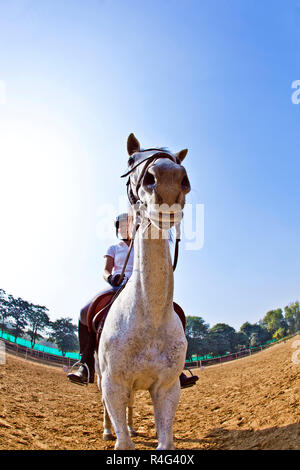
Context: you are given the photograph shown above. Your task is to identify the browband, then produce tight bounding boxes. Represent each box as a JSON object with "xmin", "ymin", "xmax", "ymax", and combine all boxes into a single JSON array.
[{"xmin": 120, "ymin": 150, "xmax": 178, "ymax": 178}]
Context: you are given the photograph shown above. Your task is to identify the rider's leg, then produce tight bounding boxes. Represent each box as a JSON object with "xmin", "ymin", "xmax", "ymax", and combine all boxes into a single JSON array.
[
  {"xmin": 67, "ymin": 304, "xmax": 96, "ymax": 385},
  {"xmin": 78, "ymin": 318, "xmax": 96, "ymax": 380},
  {"xmin": 173, "ymin": 303, "xmax": 199, "ymax": 389}
]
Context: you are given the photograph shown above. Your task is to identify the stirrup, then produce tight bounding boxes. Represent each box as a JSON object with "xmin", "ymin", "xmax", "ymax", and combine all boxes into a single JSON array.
[
  {"xmin": 181, "ymin": 368, "xmax": 199, "ymax": 389},
  {"xmin": 184, "ymin": 367, "xmax": 195, "ymax": 377},
  {"xmin": 68, "ymin": 361, "xmax": 90, "ymax": 386}
]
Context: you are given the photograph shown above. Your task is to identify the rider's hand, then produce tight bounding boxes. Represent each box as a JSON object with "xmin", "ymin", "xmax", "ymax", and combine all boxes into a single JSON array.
[{"xmin": 107, "ymin": 273, "xmax": 122, "ymax": 287}]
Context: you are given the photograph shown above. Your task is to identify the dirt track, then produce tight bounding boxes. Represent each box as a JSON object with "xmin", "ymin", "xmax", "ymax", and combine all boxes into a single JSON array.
[{"xmin": 0, "ymin": 336, "xmax": 300, "ymax": 450}]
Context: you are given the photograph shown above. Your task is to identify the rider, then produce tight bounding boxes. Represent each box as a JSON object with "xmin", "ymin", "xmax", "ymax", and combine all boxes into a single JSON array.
[{"xmin": 67, "ymin": 213, "xmax": 198, "ymax": 388}]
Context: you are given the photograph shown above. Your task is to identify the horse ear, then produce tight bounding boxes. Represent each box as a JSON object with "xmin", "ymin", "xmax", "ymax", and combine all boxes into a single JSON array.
[
  {"xmin": 127, "ymin": 133, "xmax": 141, "ymax": 155},
  {"xmin": 175, "ymin": 149, "xmax": 188, "ymax": 163}
]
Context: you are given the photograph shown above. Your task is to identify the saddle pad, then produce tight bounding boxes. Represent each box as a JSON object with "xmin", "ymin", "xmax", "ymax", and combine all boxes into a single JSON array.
[
  {"xmin": 86, "ymin": 291, "xmax": 115, "ymax": 333},
  {"xmin": 173, "ymin": 302, "xmax": 186, "ymax": 331}
]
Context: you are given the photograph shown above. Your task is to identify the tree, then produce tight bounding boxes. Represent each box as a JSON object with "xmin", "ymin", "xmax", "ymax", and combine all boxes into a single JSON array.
[
  {"xmin": 250, "ymin": 332, "xmax": 260, "ymax": 348},
  {"xmin": 240, "ymin": 322, "xmax": 253, "ymax": 339},
  {"xmin": 240, "ymin": 322, "xmax": 271, "ymax": 346},
  {"xmin": 207, "ymin": 329, "xmax": 231, "ymax": 356},
  {"xmin": 7, "ymin": 295, "xmax": 29, "ymax": 342},
  {"xmin": 235, "ymin": 331, "xmax": 249, "ymax": 349},
  {"xmin": 284, "ymin": 302, "xmax": 300, "ymax": 335},
  {"xmin": 208, "ymin": 323, "xmax": 240, "ymax": 356},
  {"xmin": 0, "ymin": 289, "xmax": 10, "ymax": 333},
  {"xmin": 49, "ymin": 318, "xmax": 78, "ymax": 356},
  {"xmin": 26, "ymin": 304, "xmax": 50, "ymax": 348},
  {"xmin": 185, "ymin": 316, "xmax": 210, "ymax": 359},
  {"xmin": 263, "ymin": 309, "xmax": 286, "ymax": 335},
  {"xmin": 273, "ymin": 327, "xmax": 285, "ymax": 340},
  {"xmin": 186, "ymin": 336, "xmax": 200, "ymax": 362}
]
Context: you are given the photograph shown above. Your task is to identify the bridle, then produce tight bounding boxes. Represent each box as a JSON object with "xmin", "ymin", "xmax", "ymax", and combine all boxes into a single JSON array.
[
  {"xmin": 117, "ymin": 149, "xmax": 182, "ymax": 285},
  {"xmin": 120, "ymin": 149, "xmax": 181, "ymax": 205}
]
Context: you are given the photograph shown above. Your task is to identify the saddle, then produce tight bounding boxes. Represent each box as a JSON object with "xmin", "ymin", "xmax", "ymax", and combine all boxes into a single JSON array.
[{"xmin": 87, "ymin": 290, "xmax": 186, "ymax": 348}]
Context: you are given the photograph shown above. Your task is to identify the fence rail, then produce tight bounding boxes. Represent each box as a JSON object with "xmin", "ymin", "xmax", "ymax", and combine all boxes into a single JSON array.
[
  {"xmin": 1, "ymin": 331, "xmax": 299, "ymax": 371},
  {"xmin": 1, "ymin": 337, "xmax": 78, "ymax": 369},
  {"xmin": 184, "ymin": 332, "xmax": 299, "ymax": 369}
]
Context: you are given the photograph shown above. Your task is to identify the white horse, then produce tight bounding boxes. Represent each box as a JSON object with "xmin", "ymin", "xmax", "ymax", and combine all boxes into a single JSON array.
[{"xmin": 95, "ymin": 133, "xmax": 191, "ymax": 450}]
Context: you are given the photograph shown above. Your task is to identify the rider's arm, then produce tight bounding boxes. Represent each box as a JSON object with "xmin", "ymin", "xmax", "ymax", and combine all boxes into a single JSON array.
[{"xmin": 103, "ymin": 255, "xmax": 114, "ymax": 282}]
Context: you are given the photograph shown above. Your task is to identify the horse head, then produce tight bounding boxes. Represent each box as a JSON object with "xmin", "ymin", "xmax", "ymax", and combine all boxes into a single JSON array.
[{"xmin": 121, "ymin": 133, "xmax": 191, "ymax": 231}]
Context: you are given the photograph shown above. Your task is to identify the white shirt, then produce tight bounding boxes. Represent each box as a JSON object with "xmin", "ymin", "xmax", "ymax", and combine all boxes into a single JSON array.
[{"xmin": 104, "ymin": 241, "xmax": 134, "ymax": 279}]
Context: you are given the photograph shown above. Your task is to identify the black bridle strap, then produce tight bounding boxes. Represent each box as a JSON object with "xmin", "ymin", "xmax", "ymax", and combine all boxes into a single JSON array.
[
  {"xmin": 173, "ymin": 238, "xmax": 180, "ymax": 272},
  {"xmin": 117, "ymin": 223, "xmax": 140, "ymax": 285},
  {"xmin": 122, "ymin": 152, "xmax": 179, "ymax": 206},
  {"xmin": 120, "ymin": 151, "xmax": 177, "ymax": 178},
  {"xmin": 121, "ymin": 151, "xmax": 181, "ymax": 272}
]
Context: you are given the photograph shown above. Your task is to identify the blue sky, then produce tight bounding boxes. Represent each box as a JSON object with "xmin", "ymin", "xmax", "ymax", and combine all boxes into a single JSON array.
[{"xmin": 0, "ymin": 0, "xmax": 299, "ymax": 330}]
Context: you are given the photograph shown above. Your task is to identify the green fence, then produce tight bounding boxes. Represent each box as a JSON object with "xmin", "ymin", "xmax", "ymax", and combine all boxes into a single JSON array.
[
  {"xmin": 187, "ymin": 336, "xmax": 287, "ymax": 363},
  {"xmin": 0, "ymin": 330, "xmax": 80, "ymax": 360},
  {"xmin": 1, "ymin": 328, "xmax": 298, "ymax": 366}
]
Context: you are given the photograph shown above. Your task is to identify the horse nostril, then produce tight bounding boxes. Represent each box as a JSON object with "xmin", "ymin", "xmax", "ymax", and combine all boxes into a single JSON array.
[
  {"xmin": 143, "ymin": 170, "xmax": 156, "ymax": 189},
  {"xmin": 181, "ymin": 175, "xmax": 190, "ymax": 192}
]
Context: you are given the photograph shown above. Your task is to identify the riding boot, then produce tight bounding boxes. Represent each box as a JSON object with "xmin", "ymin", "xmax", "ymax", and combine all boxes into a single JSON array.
[
  {"xmin": 179, "ymin": 372, "xmax": 199, "ymax": 389},
  {"xmin": 67, "ymin": 321, "xmax": 96, "ymax": 385}
]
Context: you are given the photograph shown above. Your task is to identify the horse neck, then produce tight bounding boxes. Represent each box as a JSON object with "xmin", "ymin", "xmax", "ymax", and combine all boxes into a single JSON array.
[{"xmin": 132, "ymin": 221, "xmax": 174, "ymax": 322}]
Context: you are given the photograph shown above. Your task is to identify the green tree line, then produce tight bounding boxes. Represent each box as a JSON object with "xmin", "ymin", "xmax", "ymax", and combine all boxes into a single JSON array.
[
  {"xmin": 0, "ymin": 288, "xmax": 78, "ymax": 356},
  {"xmin": 1, "ymin": 287, "xmax": 299, "ymax": 360},
  {"xmin": 185, "ymin": 302, "xmax": 300, "ymax": 361}
]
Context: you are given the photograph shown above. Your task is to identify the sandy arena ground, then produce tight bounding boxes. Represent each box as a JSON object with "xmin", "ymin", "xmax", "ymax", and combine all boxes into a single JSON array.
[{"xmin": 0, "ymin": 335, "xmax": 299, "ymax": 450}]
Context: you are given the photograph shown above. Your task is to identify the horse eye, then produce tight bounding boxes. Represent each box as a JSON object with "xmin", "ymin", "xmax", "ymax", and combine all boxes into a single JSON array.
[{"xmin": 128, "ymin": 156, "xmax": 135, "ymax": 166}]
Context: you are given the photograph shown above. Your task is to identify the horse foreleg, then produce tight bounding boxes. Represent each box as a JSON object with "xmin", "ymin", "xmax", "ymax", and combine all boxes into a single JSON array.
[
  {"xmin": 127, "ymin": 391, "xmax": 137, "ymax": 437},
  {"xmin": 95, "ymin": 367, "xmax": 115, "ymax": 441},
  {"xmin": 103, "ymin": 404, "xmax": 115, "ymax": 441},
  {"xmin": 102, "ymin": 401, "xmax": 136, "ymax": 441},
  {"xmin": 150, "ymin": 379, "xmax": 181, "ymax": 450},
  {"xmin": 102, "ymin": 377, "xmax": 135, "ymax": 450}
]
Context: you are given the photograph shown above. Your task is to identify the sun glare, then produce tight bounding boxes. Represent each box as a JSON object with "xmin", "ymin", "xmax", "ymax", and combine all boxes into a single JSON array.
[{"xmin": 0, "ymin": 115, "xmax": 84, "ymax": 293}]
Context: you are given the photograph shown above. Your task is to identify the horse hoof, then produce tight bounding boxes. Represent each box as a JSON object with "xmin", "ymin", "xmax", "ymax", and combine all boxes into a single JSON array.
[
  {"xmin": 115, "ymin": 442, "xmax": 135, "ymax": 450},
  {"xmin": 103, "ymin": 432, "xmax": 115, "ymax": 441}
]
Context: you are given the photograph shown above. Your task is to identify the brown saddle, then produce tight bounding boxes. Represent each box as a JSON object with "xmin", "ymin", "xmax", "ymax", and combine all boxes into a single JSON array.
[{"xmin": 87, "ymin": 290, "xmax": 186, "ymax": 348}]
